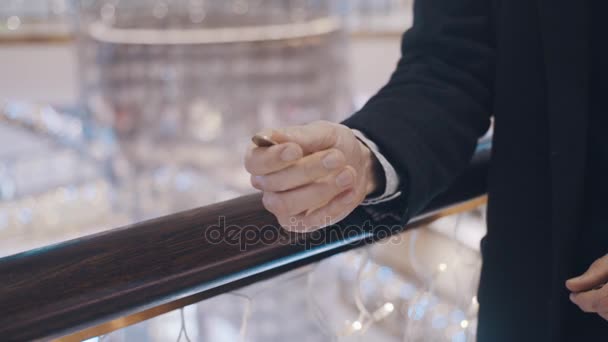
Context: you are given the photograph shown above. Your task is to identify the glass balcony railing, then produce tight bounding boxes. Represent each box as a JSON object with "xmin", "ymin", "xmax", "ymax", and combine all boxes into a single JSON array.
[
  {"xmin": 0, "ymin": 144, "xmax": 489, "ymax": 341},
  {"xmin": 0, "ymin": 1, "xmax": 491, "ymax": 341}
]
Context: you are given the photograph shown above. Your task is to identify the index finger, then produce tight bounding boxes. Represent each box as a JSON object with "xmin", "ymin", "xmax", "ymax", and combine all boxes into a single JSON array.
[
  {"xmin": 570, "ymin": 285, "xmax": 608, "ymax": 313},
  {"xmin": 244, "ymin": 142, "xmax": 303, "ymax": 175},
  {"xmin": 567, "ymin": 254, "xmax": 608, "ymax": 293}
]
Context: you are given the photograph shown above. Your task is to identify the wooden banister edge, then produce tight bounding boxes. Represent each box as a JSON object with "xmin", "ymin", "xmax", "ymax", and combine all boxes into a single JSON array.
[{"xmin": 0, "ymin": 148, "xmax": 490, "ymax": 342}]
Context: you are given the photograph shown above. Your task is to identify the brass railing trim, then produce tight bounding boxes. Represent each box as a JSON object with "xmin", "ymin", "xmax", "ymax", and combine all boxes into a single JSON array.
[
  {"xmin": 0, "ymin": 29, "xmax": 404, "ymax": 45},
  {"xmin": 350, "ymin": 30, "xmax": 406, "ymax": 39},
  {"xmin": 54, "ymin": 195, "xmax": 488, "ymax": 342},
  {"xmin": 0, "ymin": 33, "xmax": 73, "ymax": 44},
  {"xmin": 53, "ymin": 291, "xmax": 210, "ymax": 342}
]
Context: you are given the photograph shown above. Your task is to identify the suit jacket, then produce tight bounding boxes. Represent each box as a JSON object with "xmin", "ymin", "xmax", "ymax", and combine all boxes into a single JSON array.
[{"xmin": 343, "ymin": 0, "xmax": 591, "ymax": 341}]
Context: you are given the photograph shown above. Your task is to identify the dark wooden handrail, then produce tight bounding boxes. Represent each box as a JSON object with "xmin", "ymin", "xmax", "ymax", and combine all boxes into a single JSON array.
[{"xmin": 0, "ymin": 145, "xmax": 490, "ymax": 342}]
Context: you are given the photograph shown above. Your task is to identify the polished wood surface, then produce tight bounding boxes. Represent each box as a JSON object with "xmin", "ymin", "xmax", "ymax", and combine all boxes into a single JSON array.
[
  {"xmin": 0, "ymin": 148, "xmax": 489, "ymax": 342},
  {"xmin": 56, "ymin": 196, "xmax": 487, "ymax": 342}
]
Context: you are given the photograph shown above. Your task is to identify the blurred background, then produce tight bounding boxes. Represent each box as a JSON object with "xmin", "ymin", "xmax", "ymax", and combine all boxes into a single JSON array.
[{"xmin": 0, "ymin": 1, "xmax": 486, "ymax": 341}]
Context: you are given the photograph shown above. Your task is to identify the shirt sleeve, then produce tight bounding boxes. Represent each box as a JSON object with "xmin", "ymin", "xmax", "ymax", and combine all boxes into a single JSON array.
[{"xmin": 351, "ymin": 129, "xmax": 402, "ymax": 205}]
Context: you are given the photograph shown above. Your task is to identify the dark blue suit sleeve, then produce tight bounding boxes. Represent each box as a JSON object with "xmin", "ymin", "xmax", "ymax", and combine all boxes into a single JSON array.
[{"xmin": 343, "ymin": 0, "xmax": 495, "ymax": 218}]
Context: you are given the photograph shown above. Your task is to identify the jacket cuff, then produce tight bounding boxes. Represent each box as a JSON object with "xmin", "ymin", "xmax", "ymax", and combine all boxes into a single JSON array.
[{"xmin": 351, "ymin": 129, "xmax": 403, "ymax": 205}]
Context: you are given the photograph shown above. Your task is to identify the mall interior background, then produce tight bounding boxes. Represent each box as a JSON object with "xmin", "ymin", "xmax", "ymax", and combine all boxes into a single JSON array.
[{"xmin": 0, "ymin": 1, "xmax": 486, "ymax": 341}]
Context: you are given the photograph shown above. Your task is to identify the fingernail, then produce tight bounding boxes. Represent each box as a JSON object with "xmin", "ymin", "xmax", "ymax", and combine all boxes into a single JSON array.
[
  {"xmin": 336, "ymin": 169, "xmax": 354, "ymax": 188},
  {"xmin": 280, "ymin": 145, "xmax": 301, "ymax": 162},
  {"xmin": 340, "ymin": 190, "xmax": 357, "ymax": 204},
  {"xmin": 570, "ymin": 293, "xmax": 576, "ymax": 302},
  {"xmin": 322, "ymin": 152, "xmax": 342, "ymax": 169}
]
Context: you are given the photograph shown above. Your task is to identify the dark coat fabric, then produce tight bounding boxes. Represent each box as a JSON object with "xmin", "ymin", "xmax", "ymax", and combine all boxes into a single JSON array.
[{"xmin": 342, "ymin": 0, "xmax": 596, "ymax": 341}]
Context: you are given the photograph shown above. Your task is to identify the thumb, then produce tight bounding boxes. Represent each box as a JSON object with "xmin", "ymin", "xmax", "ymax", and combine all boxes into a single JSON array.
[
  {"xmin": 273, "ymin": 122, "xmax": 339, "ymax": 155},
  {"xmin": 567, "ymin": 255, "xmax": 608, "ymax": 292}
]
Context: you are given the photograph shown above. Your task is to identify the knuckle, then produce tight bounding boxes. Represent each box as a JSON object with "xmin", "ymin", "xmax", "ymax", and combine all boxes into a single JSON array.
[
  {"xmin": 262, "ymin": 192, "xmax": 284, "ymax": 214},
  {"xmin": 591, "ymin": 300, "xmax": 599, "ymax": 312},
  {"xmin": 580, "ymin": 299, "xmax": 596, "ymax": 313},
  {"xmin": 599, "ymin": 293, "xmax": 608, "ymax": 308},
  {"xmin": 581, "ymin": 305, "xmax": 592, "ymax": 313}
]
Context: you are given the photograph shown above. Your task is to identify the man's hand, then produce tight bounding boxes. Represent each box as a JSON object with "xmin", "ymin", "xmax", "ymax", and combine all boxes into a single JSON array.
[
  {"xmin": 566, "ymin": 254, "xmax": 608, "ymax": 320},
  {"xmin": 244, "ymin": 121, "xmax": 379, "ymax": 232}
]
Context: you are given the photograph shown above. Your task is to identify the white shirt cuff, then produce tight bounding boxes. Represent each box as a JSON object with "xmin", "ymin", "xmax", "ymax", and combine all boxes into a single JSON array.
[{"xmin": 351, "ymin": 129, "xmax": 402, "ymax": 205}]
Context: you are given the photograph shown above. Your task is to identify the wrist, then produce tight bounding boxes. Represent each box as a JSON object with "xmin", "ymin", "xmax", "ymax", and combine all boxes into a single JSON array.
[{"xmin": 359, "ymin": 140, "xmax": 383, "ymax": 197}]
